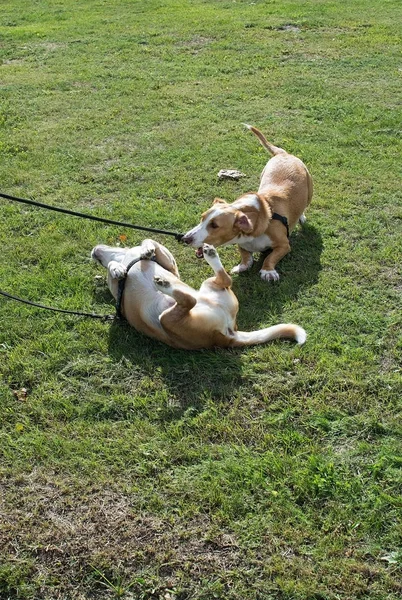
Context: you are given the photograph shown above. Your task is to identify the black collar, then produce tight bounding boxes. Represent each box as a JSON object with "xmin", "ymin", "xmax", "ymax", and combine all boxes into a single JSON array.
[
  {"xmin": 115, "ymin": 256, "xmax": 156, "ymax": 320},
  {"xmin": 272, "ymin": 212, "xmax": 289, "ymax": 238}
]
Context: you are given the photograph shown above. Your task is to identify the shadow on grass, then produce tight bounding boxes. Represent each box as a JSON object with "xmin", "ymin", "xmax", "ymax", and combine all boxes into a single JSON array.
[
  {"xmin": 104, "ymin": 224, "xmax": 322, "ymax": 413},
  {"xmin": 107, "ymin": 320, "xmax": 244, "ymax": 413},
  {"xmin": 234, "ymin": 222, "xmax": 323, "ymax": 326}
]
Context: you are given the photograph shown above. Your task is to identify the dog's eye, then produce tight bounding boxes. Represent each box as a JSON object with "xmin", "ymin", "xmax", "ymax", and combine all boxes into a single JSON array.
[{"xmin": 209, "ymin": 221, "xmax": 219, "ymax": 229}]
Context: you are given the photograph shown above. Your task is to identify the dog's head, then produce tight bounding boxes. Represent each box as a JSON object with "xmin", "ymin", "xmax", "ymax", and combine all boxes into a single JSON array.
[{"xmin": 182, "ymin": 198, "xmax": 254, "ymax": 257}]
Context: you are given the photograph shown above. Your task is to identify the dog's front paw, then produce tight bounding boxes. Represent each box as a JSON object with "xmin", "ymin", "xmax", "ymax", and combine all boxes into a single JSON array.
[
  {"xmin": 140, "ymin": 240, "xmax": 156, "ymax": 260},
  {"xmin": 260, "ymin": 269, "xmax": 280, "ymax": 282},
  {"xmin": 154, "ymin": 275, "xmax": 172, "ymax": 291},
  {"xmin": 231, "ymin": 259, "xmax": 253, "ymax": 274},
  {"xmin": 202, "ymin": 244, "xmax": 217, "ymax": 258},
  {"xmin": 108, "ymin": 262, "xmax": 127, "ymax": 280}
]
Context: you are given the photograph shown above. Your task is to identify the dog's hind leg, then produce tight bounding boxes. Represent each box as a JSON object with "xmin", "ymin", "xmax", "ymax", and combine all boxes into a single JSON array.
[
  {"xmin": 154, "ymin": 277, "xmax": 196, "ymax": 312},
  {"xmin": 155, "ymin": 276, "xmax": 197, "ymax": 338}
]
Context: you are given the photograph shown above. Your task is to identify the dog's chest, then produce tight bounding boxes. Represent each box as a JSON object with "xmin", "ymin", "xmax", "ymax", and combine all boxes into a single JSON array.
[{"xmin": 229, "ymin": 234, "xmax": 272, "ymax": 252}]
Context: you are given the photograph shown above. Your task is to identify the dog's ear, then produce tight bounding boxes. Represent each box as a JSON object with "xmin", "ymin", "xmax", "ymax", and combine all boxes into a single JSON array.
[
  {"xmin": 213, "ymin": 197, "xmax": 227, "ymax": 205},
  {"xmin": 235, "ymin": 211, "xmax": 253, "ymax": 233}
]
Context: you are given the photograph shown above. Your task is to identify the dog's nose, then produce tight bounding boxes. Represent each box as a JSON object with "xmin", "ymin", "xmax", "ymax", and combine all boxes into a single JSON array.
[{"xmin": 182, "ymin": 234, "xmax": 193, "ymax": 245}]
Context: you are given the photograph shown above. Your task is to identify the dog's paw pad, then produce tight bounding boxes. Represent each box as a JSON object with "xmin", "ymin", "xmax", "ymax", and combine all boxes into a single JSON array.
[
  {"xmin": 203, "ymin": 244, "xmax": 217, "ymax": 258},
  {"xmin": 140, "ymin": 248, "xmax": 155, "ymax": 260},
  {"xmin": 154, "ymin": 276, "xmax": 170, "ymax": 288},
  {"xmin": 260, "ymin": 269, "xmax": 280, "ymax": 282},
  {"xmin": 140, "ymin": 241, "xmax": 156, "ymax": 260}
]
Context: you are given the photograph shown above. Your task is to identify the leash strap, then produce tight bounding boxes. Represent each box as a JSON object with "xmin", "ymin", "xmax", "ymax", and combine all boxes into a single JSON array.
[
  {"xmin": 1, "ymin": 255, "xmax": 158, "ymax": 321},
  {"xmin": 0, "ymin": 191, "xmax": 184, "ymax": 241},
  {"xmin": 115, "ymin": 255, "xmax": 157, "ymax": 320},
  {"xmin": 272, "ymin": 212, "xmax": 289, "ymax": 238},
  {"xmin": 0, "ymin": 289, "xmax": 114, "ymax": 320},
  {"xmin": 1, "ymin": 191, "xmax": 179, "ymax": 320}
]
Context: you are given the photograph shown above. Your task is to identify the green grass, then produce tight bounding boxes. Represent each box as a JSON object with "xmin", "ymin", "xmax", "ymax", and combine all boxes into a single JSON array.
[{"xmin": 1, "ymin": 0, "xmax": 401, "ymax": 598}]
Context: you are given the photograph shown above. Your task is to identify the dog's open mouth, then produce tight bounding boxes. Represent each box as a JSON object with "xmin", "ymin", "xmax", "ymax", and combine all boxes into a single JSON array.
[{"xmin": 195, "ymin": 247, "xmax": 204, "ymax": 259}]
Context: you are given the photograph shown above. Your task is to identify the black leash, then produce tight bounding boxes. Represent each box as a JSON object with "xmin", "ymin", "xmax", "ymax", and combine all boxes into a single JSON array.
[
  {"xmin": 0, "ymin": 191, "xmax": 184, "ymax": 241},
  {"xmin": 0, "ymin": 289, "xmax": 115, "ymax": 321},
  {"xmin": 1, "ymin": 190, "xmax": 181, "ymax": 320},
  {"xmin": 1, "ymin": 255, "xmax": 157, "ymax": 321}
]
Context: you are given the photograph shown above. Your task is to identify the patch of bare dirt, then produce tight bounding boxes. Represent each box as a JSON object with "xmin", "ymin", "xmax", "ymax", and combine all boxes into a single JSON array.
[{"xmin": 0, "ymin": 469, "xmax": 242, "ymax": 599}]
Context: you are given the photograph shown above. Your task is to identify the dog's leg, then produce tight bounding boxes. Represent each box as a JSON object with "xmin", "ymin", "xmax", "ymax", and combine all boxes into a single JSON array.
[
  {"xmin": 299, "ymin": 213, "xmax": 307, "ymax": 226},
  {"xmin": 141, "ymin": 239, "xmax": 179, "ymax": 276},
  {"xmin": 260, "ymin": 241, "xmax": 290, "ymax": 282},
  {"xmin": 154, "ymin": 277, "xmax": 196, "ymax": 310},
  {"xmin": 202, "ymin": 244, "xmax": 232, "ymax": 289},
  {"xmin": 139, "ymin": 239, "xmax": 156, "ymax": 260},
  {"xmin": 107, "ymin": 260, "xmax": 127, "ymax": 280},
  {"xmin": 231, "ymin": 247, "xmax": 254, "ymax": 274},
  {"xmin": 200, "ymin": 245, "xmax": 239, "ymax": 328},
  {"xmin": 155, "ymin": 279, "xmax": 198, "ymax": 347}
]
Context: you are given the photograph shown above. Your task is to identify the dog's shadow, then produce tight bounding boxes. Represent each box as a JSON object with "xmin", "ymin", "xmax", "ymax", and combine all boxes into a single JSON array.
[
  {"xmin": 234, "ymin": 222, "xmax": 323, "ymax": 327},
  {"xmin": 107, "ymin": 323, "xmax": 244, "ymax": 416},
  {"xmin": 104, "ymin": 223, "xmax": 322, "ymax": 415}
]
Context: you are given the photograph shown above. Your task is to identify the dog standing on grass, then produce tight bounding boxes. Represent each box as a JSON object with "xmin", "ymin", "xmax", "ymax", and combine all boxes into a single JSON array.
[
  {"xmin": 92, "ymin": 239, "xmax": 306, "ymax": 350},
  {"xmin": 182, "ymin": 125, "xmax": 313, "ymax": 282}
]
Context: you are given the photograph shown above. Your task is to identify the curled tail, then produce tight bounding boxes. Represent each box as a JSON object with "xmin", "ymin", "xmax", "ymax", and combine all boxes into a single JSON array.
[
  {"xmin": 231, "ymin": 323, "xmax": 306, "ymax": 347},
  {"xmin": 242, "ymin": 123, "xmax": 286, "ymax": 156}
]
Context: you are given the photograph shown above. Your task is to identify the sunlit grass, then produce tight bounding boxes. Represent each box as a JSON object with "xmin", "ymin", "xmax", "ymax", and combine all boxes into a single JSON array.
[{"xmin": 0, "ymin": 0, "xmax": 401, "ymax": 598}]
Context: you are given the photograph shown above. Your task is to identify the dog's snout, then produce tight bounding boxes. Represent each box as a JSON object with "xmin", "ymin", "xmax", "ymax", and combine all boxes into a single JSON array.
[
  {"xmin": 91, "ymin": 245, "xmax": 104, "ymax": 261},
  {"xmin": 182, "ymin": 234, "xmax": 194, "ymax": 245}
]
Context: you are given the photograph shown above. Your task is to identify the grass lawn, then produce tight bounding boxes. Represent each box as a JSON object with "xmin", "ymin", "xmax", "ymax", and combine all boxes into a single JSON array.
[{"xmin": 1, "ymin": 0, "xmax": 401, "ymax": 598}]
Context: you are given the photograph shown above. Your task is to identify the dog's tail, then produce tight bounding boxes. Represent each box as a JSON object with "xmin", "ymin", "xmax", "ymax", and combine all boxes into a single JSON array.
[
  {"xmin": 243, "ymin": 123, "xmax": 286, "ymax": 156},
  {"xmin": 230, "ymin": 323, "xmax": 306, "ymax": 347}
]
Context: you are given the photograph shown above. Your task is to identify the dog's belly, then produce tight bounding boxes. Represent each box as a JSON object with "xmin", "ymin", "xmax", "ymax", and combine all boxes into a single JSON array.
[
  {"xmin": 229, "ymin": 234, "xmax": 272, "ymax": 252},
  {"xmin": 124, "ymin": 263, "xmax": 175, "ymax": 325}
]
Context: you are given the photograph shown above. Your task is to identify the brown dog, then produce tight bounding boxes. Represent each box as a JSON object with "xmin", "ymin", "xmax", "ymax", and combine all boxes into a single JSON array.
[
  {"xmin": 92, "ymin": 239, "xmax": 306, "ymax": 350},
  {"xmin": 182, "ymin": 125, "xmax": 313, "ymax": 281}
]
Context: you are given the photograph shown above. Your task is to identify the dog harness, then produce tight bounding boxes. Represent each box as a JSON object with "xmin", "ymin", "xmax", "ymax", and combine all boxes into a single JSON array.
[
  {"xmin": 116, "ymin": 255, "xmax": 157, "ymax": 319},
  {"xmin": 272, "ymin": 213, "xmax": 289, "ymax": 238}
]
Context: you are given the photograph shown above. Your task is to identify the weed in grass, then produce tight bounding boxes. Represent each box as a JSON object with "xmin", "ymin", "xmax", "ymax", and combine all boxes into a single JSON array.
[{"xmin": 90, "ymin": 565, "xmax": 143, "ymax": 599}]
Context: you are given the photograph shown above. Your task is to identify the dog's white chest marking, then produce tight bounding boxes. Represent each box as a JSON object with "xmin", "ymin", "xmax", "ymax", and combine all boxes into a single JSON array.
[{"xmin": 228, "ymin": 234, "xmax": 272, "ymax": 252}]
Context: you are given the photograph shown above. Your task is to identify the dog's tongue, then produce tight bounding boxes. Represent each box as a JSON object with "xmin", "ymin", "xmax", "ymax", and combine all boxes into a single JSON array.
[{"xmin": 195, "ymin": 247, "xmax": 204, "ymax": 259}]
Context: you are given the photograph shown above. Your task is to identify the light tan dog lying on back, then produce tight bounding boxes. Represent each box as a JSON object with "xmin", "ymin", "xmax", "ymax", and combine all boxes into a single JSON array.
[
  {"xmin": 92, "ymin": 239, "xmax": 306, "ymax": 350},
  {"xmin": 182, "ymin": 125, "xmax": 313, "ymax": 282}
]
